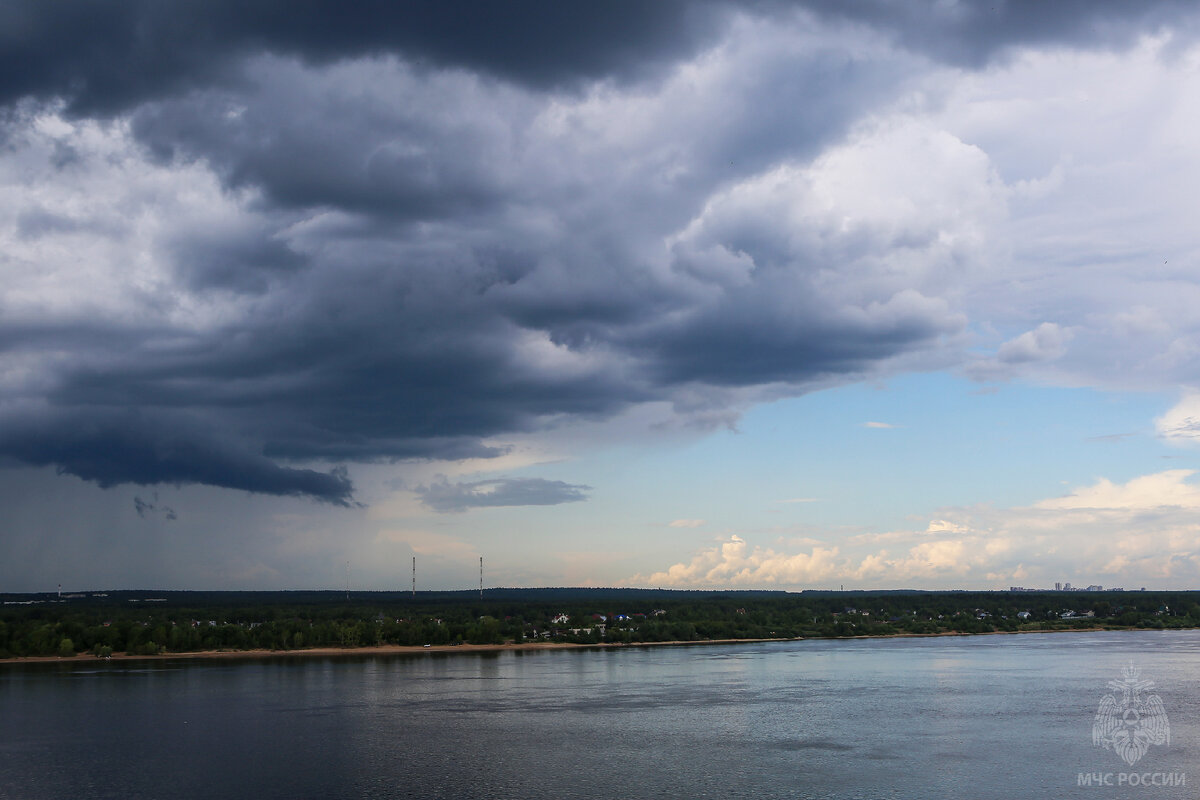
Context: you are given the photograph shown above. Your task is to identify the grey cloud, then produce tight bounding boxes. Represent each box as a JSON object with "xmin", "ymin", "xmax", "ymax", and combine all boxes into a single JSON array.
[
  {"xmin": 637, "ymin": 289, "xmax": 962, "ymax": 387},
  {"xmin": 996, "ymin": 323, "xmax": 1071, "ymax": 364},
  {"xmin": 966, "ymin": 323, "xmax": 1072, "ymax": 382},
  {"xmin": 3, "ymin": 3, "xmax": 1193, "ymax": 503},
  {"xmin": 4, "ymin": 1, "xmax": 1195, "ymax": 113},
  {"xmin": 799, "ymin": 0, "xmax": 1200, "ymax": 66},
  {"xmin": 0, "ymin": 1, "xmax": 730, "ymax": 115},
  {"xmin": 134, "ymin": 494, "xmax": 177, "ymax": 521},
  {"xmin": 16, "ymin": 207, "xmax": 84, "ymax": 240},
  {"xmin": 3, "ymin": 1, "xmax": 1194, "ymax": 120},
  {"xmin": 168, "ymin": 221, "xmax": 308, "ymax": 293},
  {"xmin": 132, "ymin": 21, "xmax": 919, "ymax": 227},
  {"xmin": 128, "ymin": 61, "xmax": 529, "ymax": 219},
  {"xmin": 14, "ymin": 204, "xmax": 127, "ymax": 243},
  {"xmin": 8, "ymin": 264, "xmax": 625, "ymax": 479},
  {"xmin": 418, "ymin": 477, "xmax": 591, "ymax": 513},
  {"xmin": 133, "ymin": 495, "xmax": 152, "ymax": 517},
  {"xmin": 0, "ymin": 14, "xmax": 962, "ymax": 501},
  {"xmin": 0, "ymin": 406, "xmax": 354, "ymax": 505}
]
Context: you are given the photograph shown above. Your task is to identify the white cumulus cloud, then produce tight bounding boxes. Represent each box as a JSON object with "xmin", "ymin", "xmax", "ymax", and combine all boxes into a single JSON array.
[
  {"xmin": 635, "ymin": 470, "xmax": 1200, "ymax": 589},
  {"xmin": 996, "ymin": 322, "xmax": 1072, "ymax": 364},
  {"xmin": 1035, "ymin": 469, "xmax": 1200, "ymax": 510},
  {"xmin": 1156, "ymin": 392, "xmax": 1200, "ymax": 444}
]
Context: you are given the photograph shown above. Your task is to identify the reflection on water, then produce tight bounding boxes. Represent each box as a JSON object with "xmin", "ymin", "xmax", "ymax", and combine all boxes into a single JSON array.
[{"xmin": 2, "ymin": 631, "xmax": 1198, "ymax": 799}]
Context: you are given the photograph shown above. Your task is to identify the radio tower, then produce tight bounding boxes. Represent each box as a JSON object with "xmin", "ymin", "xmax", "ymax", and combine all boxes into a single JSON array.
[
  {"xmin": 479, "ymin": 556, "xmax": 483, "ymax": 600},
  {"xmin": 412, "ymin": 556, "xmax": 416, "ymax": 598}
]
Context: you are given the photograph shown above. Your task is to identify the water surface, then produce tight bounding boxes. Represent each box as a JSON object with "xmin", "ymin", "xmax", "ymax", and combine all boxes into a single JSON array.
[{"xmin": 3, "ymin": 631, "xmax": 1197, "ymax": 799}]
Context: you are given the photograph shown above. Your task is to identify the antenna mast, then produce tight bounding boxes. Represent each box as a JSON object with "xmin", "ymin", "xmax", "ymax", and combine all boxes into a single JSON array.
[
  {"xmin": 479, "ymin": 556, "xmax": 483, "ymax": 600},
  {"xmin": 412, "ymin": 556, "xmax": 416, "ymax": 598},
  {"xmin": 345, "ymin": 560, "xmax": 350, "ymax": 601}
]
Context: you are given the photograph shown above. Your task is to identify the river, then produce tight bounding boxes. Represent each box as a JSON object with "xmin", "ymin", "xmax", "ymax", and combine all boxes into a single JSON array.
[{"xmin": 3, "ymin": 630, "xmax": 1198, "ymax": 799}]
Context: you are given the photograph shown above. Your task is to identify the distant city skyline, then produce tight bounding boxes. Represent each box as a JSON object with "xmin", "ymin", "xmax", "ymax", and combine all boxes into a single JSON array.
[{"xmin": 4, "ymin": 2, "xmax": 1200, "ymax": 592}]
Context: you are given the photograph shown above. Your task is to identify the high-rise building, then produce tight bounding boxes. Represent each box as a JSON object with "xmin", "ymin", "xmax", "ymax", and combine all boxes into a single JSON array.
[{"xmin": 1055, "ymin": 582, "xmax": 1062, "ymax": 591}]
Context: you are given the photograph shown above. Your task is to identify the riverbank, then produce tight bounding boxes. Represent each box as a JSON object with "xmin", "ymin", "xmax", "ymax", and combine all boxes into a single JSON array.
[
  {"xmin": 0, "ymin": 625, "xmax": 1149, "ymax": 665},
  {"xmin": 0, "ymin": 637, "xmax": 788, "ymax": 664}
]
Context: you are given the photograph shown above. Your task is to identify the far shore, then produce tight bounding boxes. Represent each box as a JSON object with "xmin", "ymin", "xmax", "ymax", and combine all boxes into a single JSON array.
[{"xmin": 0, "ymin": 625, "xmax": 1166, "ymax": 666}]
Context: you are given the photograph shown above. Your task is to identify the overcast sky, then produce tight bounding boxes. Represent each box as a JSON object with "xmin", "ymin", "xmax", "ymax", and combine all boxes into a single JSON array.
[{"xmin": 5, "ymin": 1, "xmax": 1200, "ymax": 592}]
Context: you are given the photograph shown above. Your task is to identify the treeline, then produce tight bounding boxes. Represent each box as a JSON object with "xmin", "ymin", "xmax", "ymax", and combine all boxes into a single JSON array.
[{"xmin": 2, "ymin": 589, "xmax": 1199, "ymax": 659}]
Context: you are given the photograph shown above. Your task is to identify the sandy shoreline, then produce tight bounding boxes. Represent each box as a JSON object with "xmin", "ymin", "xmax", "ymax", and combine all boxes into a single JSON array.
[
  {"xmin": 0, "ymin": 637, "xmax": 785, "ymax": 665},
  {"xmin": 0, "ymin": 626, "xmax": 1134, "ymax": 665}
]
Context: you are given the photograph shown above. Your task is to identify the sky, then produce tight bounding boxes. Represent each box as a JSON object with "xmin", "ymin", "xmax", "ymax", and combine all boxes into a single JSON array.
[{"xmin": 4, "ymin": 1, "xmax": 1200, "ymax": 592}]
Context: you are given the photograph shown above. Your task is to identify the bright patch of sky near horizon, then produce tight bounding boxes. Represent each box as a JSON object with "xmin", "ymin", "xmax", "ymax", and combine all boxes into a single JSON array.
[
  {"xmin": 371, "ymin": 376, "xmax": 1185, "ymax": 591},
  {"xmin": 5, "ymin": 2, "xmax": 1200, "ymax": 592}
]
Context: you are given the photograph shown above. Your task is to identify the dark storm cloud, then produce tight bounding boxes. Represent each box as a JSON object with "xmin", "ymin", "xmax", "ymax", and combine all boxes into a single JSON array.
[
  {"xmin": 168, "ymin": 223, "xmax": 308, "ymax": 293},
  {"xmin": 127, "ymin": 64, "xmax": 526, "ymax": 218},
  {"xmin": 1, "ymin": 0, "xmax": 1196, "ymax": 118},
  {"xmin": 125, "ymin": 28, "xmax": 911, "ymax": 235},
  {"xmin": 0, "ymin": 406, "xmax": 354, "ymax": 504},
  {"xmin": 417, "ymin": 477, "xmax": 591, "ymax": 513},
  {"xmin": 800, "ymin": 0, "xmax": 1200, "ymax": 67},
  {"xmin": 1, "ymin": 267, "xmax": 632, "ymax": 499},
  {"xmin": 0, "ymin": 0, "xmax": 729, "ymax": 115},
  {"xmin": 3, "ymin": 1, "xmax": 1198, "ymax": 504},
  {"xmin": 639, "ymin": 295, "xmax": 959, "ymax": 387}
]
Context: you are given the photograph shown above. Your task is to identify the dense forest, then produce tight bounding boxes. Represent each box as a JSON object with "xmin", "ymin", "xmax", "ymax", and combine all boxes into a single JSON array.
[{"xmin": 2, "ymin": 588, "xmax": 1198, "ymax": 659}]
